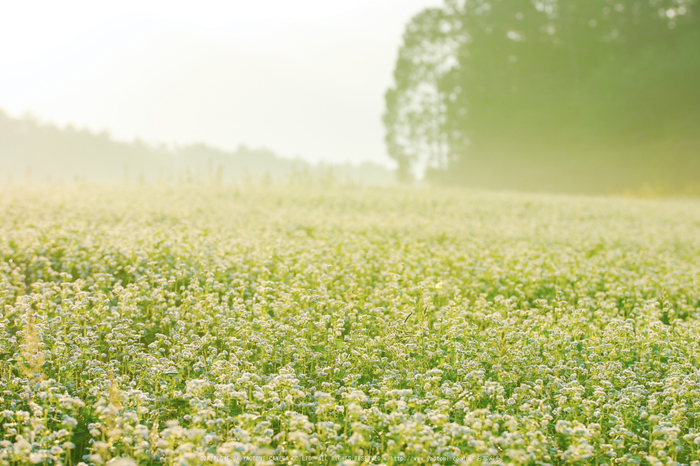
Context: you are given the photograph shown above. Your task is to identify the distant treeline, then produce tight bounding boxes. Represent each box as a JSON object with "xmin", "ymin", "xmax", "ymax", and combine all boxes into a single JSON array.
[
  {"xmin": 385, "ymin": 0, "xmax": 700, "ymax": 194},
  {"xmin": 0, "ymin": 109, "xmax": 395, "ymax": 185}
]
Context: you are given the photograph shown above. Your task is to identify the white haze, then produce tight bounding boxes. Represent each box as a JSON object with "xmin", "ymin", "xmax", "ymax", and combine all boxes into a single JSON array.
[{"xmin": 0, "ymin": 0, "xmax": 442, "ymax": 167}]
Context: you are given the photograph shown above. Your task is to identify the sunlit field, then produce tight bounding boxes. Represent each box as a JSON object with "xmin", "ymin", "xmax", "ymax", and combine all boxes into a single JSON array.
[{"xmin": 2, "ymin": 184, "xmax": 700, "ymax": 466}]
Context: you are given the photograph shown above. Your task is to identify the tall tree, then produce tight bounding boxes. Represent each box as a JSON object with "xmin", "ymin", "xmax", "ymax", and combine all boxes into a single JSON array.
[{"xmin": 385, "ymin": 0, "xmax": 700, "ymax": 193}]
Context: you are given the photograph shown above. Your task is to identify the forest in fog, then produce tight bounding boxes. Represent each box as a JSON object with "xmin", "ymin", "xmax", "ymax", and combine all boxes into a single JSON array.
[
  {"xmin": 0, "ymin": 110, "xmax": 395, "ymax": 185},
  {"xmin": 385, "ymin": 0, "xmax": 700, "ymax": 194}
]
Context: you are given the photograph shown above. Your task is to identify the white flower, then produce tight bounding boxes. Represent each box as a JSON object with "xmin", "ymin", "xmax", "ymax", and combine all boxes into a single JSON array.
[{"xmin": 106, "ymin": 457, "xmax": 137, "ymax": 466}]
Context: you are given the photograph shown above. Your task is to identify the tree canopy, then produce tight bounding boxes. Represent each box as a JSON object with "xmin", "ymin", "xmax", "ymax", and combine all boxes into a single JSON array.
[{"xmin": 385, "ymin": 0, "xmax": 700, "ymax": 193}]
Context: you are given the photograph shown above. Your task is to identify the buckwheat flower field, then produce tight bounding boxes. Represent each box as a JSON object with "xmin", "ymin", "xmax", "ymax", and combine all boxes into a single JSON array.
[{"xmin": 1, "ymin": 184, "xmax": 700, "ymax": 466}]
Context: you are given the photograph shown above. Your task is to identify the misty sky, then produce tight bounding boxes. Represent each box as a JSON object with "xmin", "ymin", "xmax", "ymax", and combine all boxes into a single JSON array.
[{"xmin": 0, "ymin": 0, "xmax": 443, "ymax": 167}]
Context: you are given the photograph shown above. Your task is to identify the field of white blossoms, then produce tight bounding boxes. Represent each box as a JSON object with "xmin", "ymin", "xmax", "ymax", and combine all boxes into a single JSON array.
[{"xmin": 1, "ymin": 184, "xmax": 700, "ymax": 466}]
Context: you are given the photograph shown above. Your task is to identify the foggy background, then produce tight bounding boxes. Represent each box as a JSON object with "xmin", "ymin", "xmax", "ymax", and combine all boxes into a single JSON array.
[
  {"xmin": 0, "ymin": 0, "xmax": 440, "ymax": 184},
  {"xmin": 1, "ymin": 0, "xmax": 698, "ymax": 193}
]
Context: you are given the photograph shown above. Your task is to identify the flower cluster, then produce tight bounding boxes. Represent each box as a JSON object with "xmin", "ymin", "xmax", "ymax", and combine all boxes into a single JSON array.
[{"xmin": 1, "ymin": 184, "xmax": 700, "ymax": 465}]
